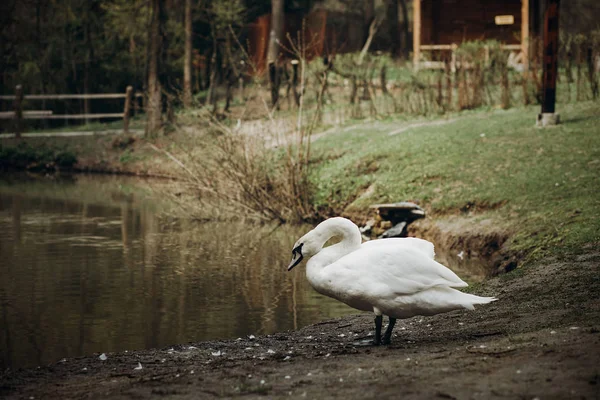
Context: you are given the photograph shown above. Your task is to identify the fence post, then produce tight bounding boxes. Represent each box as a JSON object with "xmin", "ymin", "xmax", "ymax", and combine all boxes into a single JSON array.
[
  {"xmin": 123, "ymin": 86, "xmax": 133, "ymax": 134},
  {"xmin": 133, "ymin": 92, "xmax": 139, "ymax": 116},
  {"xmin": 13, "ymin": 85, "xmax": 23, "ymax": 138},
  {"xmin": 451, "ymin": 43, "xmax": 458, "ymax": 73},
  {"xmin": 413, "ymin": 0, "xmax": 421, "ymax": 71},
  {"xmin": 538, "ymin": 0, "xmax": 560, "ymax": 126}
]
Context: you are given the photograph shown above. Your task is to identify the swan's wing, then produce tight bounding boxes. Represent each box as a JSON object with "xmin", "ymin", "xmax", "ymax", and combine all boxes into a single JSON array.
[
  {"xmin": 361, "ymin": 237, "xmax": 435, "ymax": 259},
  {"xmin": 325, "ymin": 245, "xmax": 467, "ymax": 297}
]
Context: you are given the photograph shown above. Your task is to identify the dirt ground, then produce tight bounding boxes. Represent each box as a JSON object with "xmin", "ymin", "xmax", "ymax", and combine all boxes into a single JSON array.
[{"xmin": 1, "ymin": 247, "xmax": 599, "ymax": 400}]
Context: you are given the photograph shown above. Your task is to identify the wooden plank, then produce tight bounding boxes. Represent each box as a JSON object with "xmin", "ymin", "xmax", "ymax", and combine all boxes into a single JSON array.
[
  {"xmin": 413, "ymin": 0, "xmax": 421, "ymax": 69},
  {"xmin": 0, "ymin": 129, "xmax": 144, "ymax": 139},
  {"xmin": 0, "ymin": 111, "xmax": 53, "ymax": 118},
  {"xmin": 29, "ymin": 93, "xmax": 125, "ymax": 100},
  {"xmin": 0, "ymin": 93, "xmax": 144, "ymax": 100},
  {"xmin": 1, "ymin": 92, "xmax": 143, "ymax": 100},
  {"xmin": 20, "ymin": 113, "xmax": 124, "ymax": 120},
  {"xmin": 421, "ymin": 44, "xmax": 521, "ymax": 51},
  {"xmin": 420, "ymin": 44, "xmax": 453, "ymax": 50}
]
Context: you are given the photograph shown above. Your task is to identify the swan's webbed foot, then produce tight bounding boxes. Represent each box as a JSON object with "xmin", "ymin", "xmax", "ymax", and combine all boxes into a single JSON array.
[{"xmin": 382, "ymin": 317, "xmax": 397, "ymax": 345}]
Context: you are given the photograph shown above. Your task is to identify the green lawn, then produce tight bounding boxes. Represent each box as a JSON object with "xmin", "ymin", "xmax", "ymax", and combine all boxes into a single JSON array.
[{"xmin": 310, "ymin": 101, "xmax": 600, "ymax": 259}]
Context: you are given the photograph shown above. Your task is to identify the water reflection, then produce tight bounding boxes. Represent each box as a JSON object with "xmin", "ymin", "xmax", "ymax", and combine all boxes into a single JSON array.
[{"xmin": 0, "ymin": 174, "xmax": 355, "ymax": 369}]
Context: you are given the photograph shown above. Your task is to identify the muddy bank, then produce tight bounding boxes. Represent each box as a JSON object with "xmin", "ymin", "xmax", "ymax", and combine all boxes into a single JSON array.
[
  {"xmin": 410, "ymin": 217, "xmax": 519, "ymax": 277},
  {"xmin": 1, "ymin": 250, "xmax": 599, "ymax": 399},
  {"xmin": 0, "ymin": 134, "xmax": 176, "ymax": 177}
]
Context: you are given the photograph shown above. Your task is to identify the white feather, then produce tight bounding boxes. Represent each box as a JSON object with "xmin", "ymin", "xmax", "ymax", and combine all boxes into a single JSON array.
[{"xmin": 289, "ymin": 217, "xmax": 496, "ymax": 320}]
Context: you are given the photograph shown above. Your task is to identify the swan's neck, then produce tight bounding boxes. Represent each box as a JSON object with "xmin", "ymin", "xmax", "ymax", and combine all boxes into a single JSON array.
[{"xmin": 307, "ymin": 218, "xmax": 362, "ymax": 273}]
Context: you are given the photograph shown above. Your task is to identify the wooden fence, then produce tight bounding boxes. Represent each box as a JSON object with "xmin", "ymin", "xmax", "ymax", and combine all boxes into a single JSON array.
[
  {"xmin": 416, "ymin": 44, "xmax": 523, "ymax": 71},
  {"xmin": 0, "ymin": 85, "xmax": 143, "ymax": 138}
]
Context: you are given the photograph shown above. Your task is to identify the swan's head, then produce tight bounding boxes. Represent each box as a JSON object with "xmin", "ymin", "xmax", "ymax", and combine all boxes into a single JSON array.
[
  {"xmin": 287, "ymin": 217, "xmax": 360, "ymax": 271},
  {"xmin": 287, "ymin": 232, "xmax": 323, "ymax": 271}
]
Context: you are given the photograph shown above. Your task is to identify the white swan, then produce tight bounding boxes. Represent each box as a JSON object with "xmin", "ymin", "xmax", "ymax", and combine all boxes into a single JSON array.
[{"xmin": 287, "ymin": 217, "xmax": 497, "ymax": 345}]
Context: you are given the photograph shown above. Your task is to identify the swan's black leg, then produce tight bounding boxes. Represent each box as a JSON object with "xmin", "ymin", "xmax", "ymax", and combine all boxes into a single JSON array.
[
  {"xmin": 382, "ymin": 317, "xmax": 397, "ymax": 345},
  {"xmin": 374, "ymin": 315, "xmax": 383, "ymax": 345}
]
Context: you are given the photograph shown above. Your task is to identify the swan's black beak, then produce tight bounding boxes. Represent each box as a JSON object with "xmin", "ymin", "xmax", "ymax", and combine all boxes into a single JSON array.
[{"xmin": 287, "ymin": 244, "xmax": 304, "ymax": 271}]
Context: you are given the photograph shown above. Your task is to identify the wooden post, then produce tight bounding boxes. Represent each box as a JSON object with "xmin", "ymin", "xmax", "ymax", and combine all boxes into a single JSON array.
[
  {"xmin": 521, "ymin": 0, "xmax": 529, "ymax": 73},
  {"xmin": 13, "ymin": 85, "xmax": 23, "ymax": 138},
  {"xmin": 133, "ymin": 92, "xmax": 139, "ymax": 116},
  {"xmin": 123, "ymin": 86, "xmax": 133, "ymax": 134},
  {"xmin": 291, "ymin": 59, "xmax": 300, "ymax": 107},
  {"xmin": 450, "ymin": 43, "xmax": 457, "ymax": 73},
  {"xmin": 413, "ymin": 0, "xmax": 421, "ymax": 70},
  {"xmin": 538, "ymin": 0, "xmax": 560, "ymax": 126},
  {"xmin": 587, "ymin": 47, "xmax": 599, "ymax": 99}
]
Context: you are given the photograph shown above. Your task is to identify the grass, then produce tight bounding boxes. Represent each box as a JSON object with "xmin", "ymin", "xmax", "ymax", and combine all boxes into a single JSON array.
[
  {"xmin": 24, "ymin": 116, "xmax": 145, "ymax": 134},
  {"xmin": 309, "ymin": 101, "xmax": 600, "ymax": 259},
  {"xmin": 3, "ymin": 91, "xmax": 598, "ymax": 262}
]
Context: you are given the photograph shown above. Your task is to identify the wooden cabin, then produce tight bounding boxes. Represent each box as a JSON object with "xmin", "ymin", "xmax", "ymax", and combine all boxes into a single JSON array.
[
  {"xmin": 413, "ymin": 0, "xmax": 530, "ymax": 70},
  {"xmin": 246, "ymin": 9, "xmax": 366, "ymax": 74}
]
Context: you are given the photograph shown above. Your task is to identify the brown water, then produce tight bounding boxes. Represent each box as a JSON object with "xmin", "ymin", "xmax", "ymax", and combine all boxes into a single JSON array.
[{"xmin": 0, "ymin": 174, "xmax": 356, "ymax": 369}]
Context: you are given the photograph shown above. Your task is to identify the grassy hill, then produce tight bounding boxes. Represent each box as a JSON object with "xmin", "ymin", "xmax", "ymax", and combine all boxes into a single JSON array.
[{"xmin": 310, "ymin": 101, "xmax": 600, "ymax": 260}]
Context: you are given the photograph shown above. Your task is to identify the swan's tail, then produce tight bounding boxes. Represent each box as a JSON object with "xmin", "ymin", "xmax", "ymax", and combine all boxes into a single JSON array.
[
  {"xmin": 410, "ymin": 287, "xmax": 497, "ymax": 315},
  {"xmin": 459, "ymin": 292, "xmax": 497, "ymax": 310}
]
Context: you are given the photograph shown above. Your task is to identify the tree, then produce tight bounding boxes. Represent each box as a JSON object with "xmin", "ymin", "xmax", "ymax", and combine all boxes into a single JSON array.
[
  {"xmin": 398, "ymin": 0, "xmax": 410, "ymax": 60},
  {"xmin": 387, "ymin": 0, "xmax": 400, "ymax": 58},
  {"xmin": 205, "ymin": 0, "xmax": 246, "ymax": 112},
  {"xmin": 146, "ymin": 0, "xmax": 167, "ymax": 136},
  {"xmin": 183, "ymin": 0, "xmax": 193, "ymax": 108},
  {"xmin": 267, "ymin": 0, "xmax": 284, "ymax": 109}
]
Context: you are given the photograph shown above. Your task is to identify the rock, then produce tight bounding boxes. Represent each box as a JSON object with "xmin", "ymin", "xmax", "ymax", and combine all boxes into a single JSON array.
[
  {"xmin": 381, "ymin": 221, "xmax": 407, "ymax": 238},
  {"xmin": 370, "ymin": 202, "xmax": 425, "ymax": 225},
  {"xmin": 359, "ymin": 219, "xmax": 377, "ymax": 234},
  {"xmin": 380, "ymin": 221, "xmax": 392, "ymax": 230}
]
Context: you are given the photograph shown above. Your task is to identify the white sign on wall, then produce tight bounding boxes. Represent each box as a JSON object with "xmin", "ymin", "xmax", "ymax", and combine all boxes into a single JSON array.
[{"xmin": 495, "ymin": 15, "xmax": 515, "ymax": 25}]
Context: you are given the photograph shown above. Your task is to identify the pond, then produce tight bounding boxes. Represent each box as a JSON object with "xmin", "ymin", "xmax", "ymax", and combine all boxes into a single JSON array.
[
  {"xmin": 0, "ymin": 174, "xmax": 358, "ymax": 369},
  {"xmin": 0, "ymin": 173, "xmax": 488, "ymax": 370}
]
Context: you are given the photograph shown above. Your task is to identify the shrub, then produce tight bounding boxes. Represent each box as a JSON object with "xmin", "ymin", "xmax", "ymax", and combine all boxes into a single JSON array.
[{"xmin": 0, "ymin": 143, "xmax": 77, "ymax": 170}]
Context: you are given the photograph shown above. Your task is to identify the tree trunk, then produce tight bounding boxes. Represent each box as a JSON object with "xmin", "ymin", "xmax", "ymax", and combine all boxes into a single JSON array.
[
  {"xmin": 206, "ymin": 35, "xmax": 218, "ymax": 110},
  {"xmin": 183, "ymin": 0, "xmax": 193, "ymax": 107},
  {"xmin": 83, "ymin": 1, "xmax": 92, "ymax": 125},
  {"xmin": 387, "ymin": 0, "xmax": 400, "ymax": 58},
  {"xmin": 540, "ymin": 0, "xmax": 560, "ymax": 114},
  {"xmin": 586, "ymin": 46, "xmax": 598, "ymax": 99},
  {"xmin": 146, "ymin": 0, "xmax": 164, "ymax": 136},
  {"xmin": 267, "ymin": 0, "xmax": 284, "ymax": 109},
  {"xmin": 364, "ymin": 0, "xmax": 375, "ymax": 45},
  {"xmin": 399, "ymin": 0, "xmax": 410, "ymax": 60}
]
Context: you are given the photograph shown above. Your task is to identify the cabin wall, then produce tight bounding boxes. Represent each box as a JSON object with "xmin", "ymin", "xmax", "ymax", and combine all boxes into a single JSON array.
[
  {"xmin": 421, "ymin": 0, "xmax": 523, "ymax": 45},
  {"xmin": 246, "ymin": 9, "xmax": 366, "ymax": 74}
]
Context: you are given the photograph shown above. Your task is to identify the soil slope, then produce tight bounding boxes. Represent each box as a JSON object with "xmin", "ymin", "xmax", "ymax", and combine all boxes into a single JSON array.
[{"xmin": 1, "ymin": 249, "xmax": 599, "ymax": 399}]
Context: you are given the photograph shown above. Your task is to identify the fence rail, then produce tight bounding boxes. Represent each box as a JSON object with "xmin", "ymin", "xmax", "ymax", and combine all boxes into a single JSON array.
[
  {"xmin": 0, "ymin": 93, "xmax": 143, "ymax": 100},
  {"xmin": 417, "ymin": 43, "xmax": 524, "ymax": 72},
  {"xmin": 0, "ymin": 112, "xmax": 126, "ymax": 120},
  {"xmin": 0, "ymin": 85, "xmax": 141, "ymax": 138}
]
